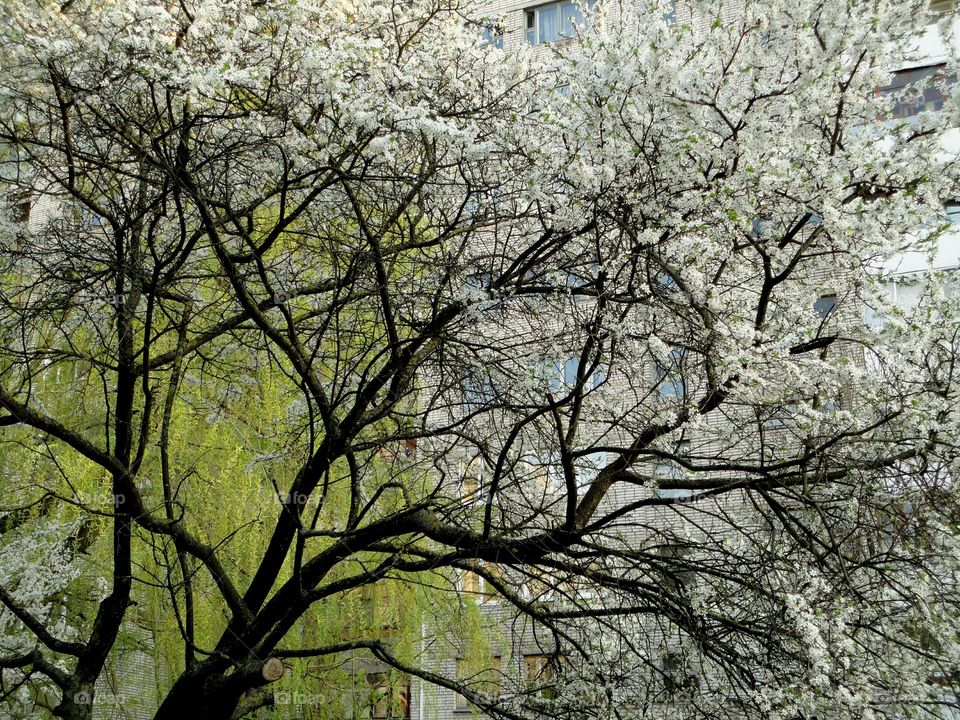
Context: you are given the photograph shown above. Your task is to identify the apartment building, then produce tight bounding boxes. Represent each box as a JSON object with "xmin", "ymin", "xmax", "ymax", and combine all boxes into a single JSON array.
[{"xmin": 402, "ymin": 2, "xmax": 960, "ymax": 720}]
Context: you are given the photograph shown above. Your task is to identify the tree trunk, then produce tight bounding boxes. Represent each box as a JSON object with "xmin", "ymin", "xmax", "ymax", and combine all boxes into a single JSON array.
[
  {"xmin": 153, "ymin": 674, "xmax": 239, "ymax": 720},
  {"xmin": 53, "ymin": 687, "xmax": 94, "ymax": 720},
  {"xmin": 154, "ymin": 658, "xmax": 282, "ymax": 720}
]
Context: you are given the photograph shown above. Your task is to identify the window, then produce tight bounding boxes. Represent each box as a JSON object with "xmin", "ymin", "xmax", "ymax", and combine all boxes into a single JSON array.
[
  {"xmin": 454, "ymin": 660, "xmax": 472, "ymax": 711},
  {"xmin": 478, "ymin": 22, "xmax": 504, "ymax": 49},
  {"xmin": 661, "ymin": 651, "xmax": 695, "ymax": 698},
  {"xmin": 526, "ymin": 451, "xmax": 566, "ymax": 495},
  {"xmin": 946, "ymin": 201, "xmax": 960, "ymax": 224},
  {"xmin": 929, "ymin": 0, "xmax": 955, "ymax": 15},
  {"xmin": 462, "ymin": 374, "xmax": 497, "ymax": 409},
  {"xmin": 751, "ymin": 214, "xmax": 774, "ymax": 238},
  {"xmin": 761, "ymin": 402, "xmax": 800, "ymax": 429},
  {"xmin": 80, "ymin": 207, "xmax": 106, "ymax": 228},
  {"xmin": 814, "ymin": 294, "xmax": 836, "ymax": 319},
  {"xmin": 459, "ymin": 565, "xmax": 499, "ymax": 603},
  {"xmin": 465, "ymin": 270, "xmax": 492, "ymax": 294},
  {"xmin": 664, "ymin": 0, "xmax": 677, "ymax": 22},
  {"xmin": 653, "ymin": 440, "xmax": 693, "ymax": 500},
  {"xmin": 367, "ymin": 672, "xmax": 411, "ymax": 720},
  {"xmin": 654, "ymin": 272, "xmax": 679, "ymax": 294},
  {"xmin": 11, "ymin": 195, "xmax": 29, "ymax": 224},
  {"xmin": 544, "ymin": 355, "xmax": 605, "ymax": 393},
  {"xmin": 523, "ymin": 654, "xmax": 558, "ymax": 700},
  {"xmin": 563, "ymin": 356, "xmax": 605, "ymax": 388},
  {"xmin": 526, "ymin": 449, "xmax": 602, "ymax": 496},
  {"xmin": 459, "ymin": 456, "xmax": 485, "ymax": 504},
  {"xmin": 525, "ymin": 1, "xmax": 595, "ymax": 45},
  {"xmin": 464, "ymin": 270, "xmax": 503, "ymax": 313},
  {"xmin": 657, "ymin": 542, "xmax": 695, "ymax": 589},
  {"xmin": 879, "ymin": 64, "xmax": 956, "ymax": 119},
  {"xmin": 565, "ymin": 261, "xmax": 599, "ymax": 300},
  {"xmin": 655, "ymin": 348, "xmax": 686, "ymax": 398},
  {"xmin": 455, "ymin": 658, "xmax": 501, "ymax": 711}
]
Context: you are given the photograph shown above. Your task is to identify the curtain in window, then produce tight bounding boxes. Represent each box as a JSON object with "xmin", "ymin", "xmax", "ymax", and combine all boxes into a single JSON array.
[
  {"xmin": 538, "ymin": 5, "xmax": 559, "ymax": 43},
  {"xmin": 559, "ymin": 2, "xmax": 582, "ymax": 37}
]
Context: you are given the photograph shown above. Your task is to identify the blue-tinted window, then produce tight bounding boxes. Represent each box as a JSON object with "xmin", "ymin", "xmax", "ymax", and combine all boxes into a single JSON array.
[
  {"xmin": 559, "ymin": 2, "xmax": 584, "ymax": 37},
  {"xmin": 463, "ymin": 376, "xmax": 497, "ymax": 409},
  {"xmin": 562, "ymin": 357, "xmax": 579, "ymax": 386},
  {"xmin": 814, "ymin": 295, "xmax": 836, "ymax": 319},
  {"xmin": 751, "ymin": 215, "xmax": 773, "ymax": 238},
  {"xmin": 664, "ymin": 0, "xmax": 677, "ymax": 22},
  {"xmin": 526, "ymin": 1, "xmax": 595, "ymax": 46},
  {"xmin": 81, "ymin": 207, "xmax": 106, "ymax": 228},
  {"xmin": 480, "ymin": 23, "xmax": 504, "ymax": 49},
  {"xmin": 879, "ymin": 64, "xmax": 956, "ymax": 119},
  {"xmin": 655, "ymin": 348, "xmax": 686, "ymax": 398},
  {"xmin": 654, "ymin": 273, "xmax": 678, "ymax": 294},
  {"xmin": 544, "ymin": 356, "xmax": 605, "ymax": 393},
  {"xmin": 946, "ymin": 201, "xmax": 960, "ymax": 224},
  {"xmin": 466, "ymin": 271, "xmax": 493, "ymax": 293}
]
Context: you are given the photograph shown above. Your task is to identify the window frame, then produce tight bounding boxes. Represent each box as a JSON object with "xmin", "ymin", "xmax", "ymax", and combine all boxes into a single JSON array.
[
  {"xmin": 653, "ymin": 440, "xmax": 693, "ymax": 500},
  {"xmin": 524, "ymin": 0, "xmax": 595, "ymax": 46},
  {"xmin": 455, "ymin": 657, "xmax": 502, "ymax": 711},
  {"xmin": 522, "ymin": 653, "xmax": 560, "ymax": 700},
  {"xmin": 458, "ymin": 455, "xmax": 486, "ymax": 505},
  {"xmin": 878, "ymin": 63, "xmax": 956, "ymax": 120},
  {"xmin": 458, "ymin": 564, "xmax": 501, "ymax": 604},
  {"xmin": 655, "ymin": 347, "xmax": 687, "ymax": 399},
  {"xmin": 367, "ymin": 672, "xmax": 411, "ymax": 720}
]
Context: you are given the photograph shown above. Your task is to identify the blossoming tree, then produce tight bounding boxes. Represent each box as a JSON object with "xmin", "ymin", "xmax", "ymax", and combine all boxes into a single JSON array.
[{"xmin": 0, "ymin": 0, "xmax": 959, "ymax": 718}]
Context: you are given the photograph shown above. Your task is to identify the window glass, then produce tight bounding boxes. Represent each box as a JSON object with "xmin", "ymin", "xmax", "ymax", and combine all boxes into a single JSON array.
[
  {"xmin": 480, "ymin": 24, "xmax": 503, "ymax": 49},
  {"xmin": 367, "ymin": 672, "xmax": 411, "ymax": 720},
  {"xmin": 527, "ymin": 1, "xmax": 596, "ymax": 46},
  {"xmin": 656, "ymin": 348, "xmax": 686, "ymax": 398},
  {"xmin": 454, "ymin": 660, "xmax": 471, "ymax": 710},
  {"xmin": 559, "ymin": 2, "xmax": 583, "ymax": 37},
  {"xmin": 455, "ymin": 658, "xmax": 501, "ymax": 709},
  {"xmin": 465, "ymin": 271, "xmax": 492, "ymax": 293},
  {"xmin": 545, "ymin": 355, "xmax": 604, "ymax": 391},
  {"xmin": 879, "ymin": 64, "xmax": 956, "ymax": 119},
  {"xmin": 814, "ymin": 295, "xmax": 836, "ymax": 319},
  {"xmin": 664, "ymin": 0, "xmax": 677, "ymax": 22},
  {"xmin": 523, "ymin": 654, "xmax": 558, "ymax": 699},
  {"xmin": 946, "ymin": 201, "xmax": 960, "ymax": 224},
  {"xmin": 526, "ymin": 451, "xmax": 565, "ymax": 495},
  {"xmin": 929, "ymin": 0, "xmax": 955, "ymax": 16},
  {"xmin": 462, "ymin": 376, "xmax": 496, "ymax": 409},
  {"xmin": 563, "ymin": 356, "xmax": 579, "ymax": 386},
  {"xmin": 538, "ymin": 5, "xmax": 559, "ymax": 43},
  {"xmin": 654, "ymin": 440, "xmax": 692, "ymax": 499},
  {"xmin": 459, "ymin": 456, "xmax": 484, "ymax": 503}
]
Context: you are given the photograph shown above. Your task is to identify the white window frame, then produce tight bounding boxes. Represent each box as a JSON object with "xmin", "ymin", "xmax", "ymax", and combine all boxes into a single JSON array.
[
  {"xmin": 524, "ymin": 1, "xmax": 595, "ymax": 46},
  {"xmin": 458, "ymin": 455, "xmax": 486, "ymax": 505}
]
